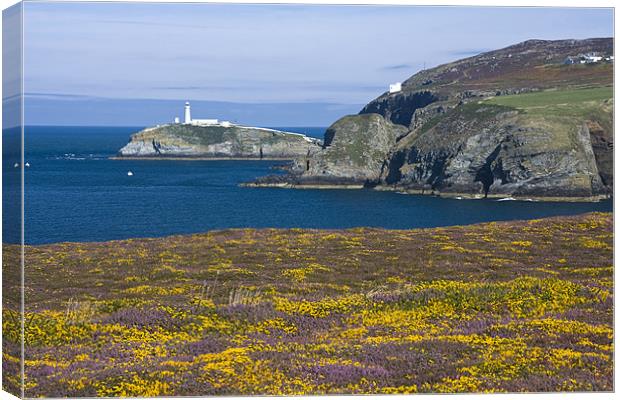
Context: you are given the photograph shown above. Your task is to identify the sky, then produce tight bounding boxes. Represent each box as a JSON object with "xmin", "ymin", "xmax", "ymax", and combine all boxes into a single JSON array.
[{"xmin": 4, "ymin": 2, "xmax": 615, "ymax": 126}]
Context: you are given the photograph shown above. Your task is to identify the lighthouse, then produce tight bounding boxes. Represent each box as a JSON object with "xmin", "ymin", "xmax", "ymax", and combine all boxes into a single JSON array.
[{"xmin": 184, "ymin": 101, "xmax": 191, "ymax": 124}]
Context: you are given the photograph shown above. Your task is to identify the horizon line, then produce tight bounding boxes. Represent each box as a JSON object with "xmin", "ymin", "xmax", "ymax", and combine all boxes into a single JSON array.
[{"xmin": 19, "ymin": 93, "xmax": 367, "ymax": 106}]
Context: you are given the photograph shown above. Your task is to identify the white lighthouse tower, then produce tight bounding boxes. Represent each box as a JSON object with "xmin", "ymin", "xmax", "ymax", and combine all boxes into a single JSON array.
[{"xmin": 184, "ymin": 101, "xmax": 192, "ymax": 124}]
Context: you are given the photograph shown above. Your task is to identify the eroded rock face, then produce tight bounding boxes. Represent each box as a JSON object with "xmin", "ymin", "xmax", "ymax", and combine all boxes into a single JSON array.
[
  {"xmin": 117, "ymin": 124, "xmax": 321, "ymax": 158},
  {"xmin": 359, "ymin": 91, "xmax": 438, "ymax": 127},
  {"xmin": 385, "ymin": 104, "xmax": 607, "ymax": 198},
  {"xmin": 299, "ymin": 114, "xmax": 407, "ymax": 184},
  {"xmin": 587, "ymin": 119, "xmax": 614, "ymax": 189}
]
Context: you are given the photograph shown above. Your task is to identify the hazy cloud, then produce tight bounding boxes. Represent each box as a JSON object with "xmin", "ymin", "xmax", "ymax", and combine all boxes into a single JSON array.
[
  {"xmin": 381, "ymin": 64, "xmax": 414, "ymax": 70},
  {"xmin": 447, "ymin": 49, "xmax": 492, "ymax": 57}
]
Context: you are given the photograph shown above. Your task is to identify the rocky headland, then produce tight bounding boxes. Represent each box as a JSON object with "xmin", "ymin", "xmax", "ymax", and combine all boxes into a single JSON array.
[
  {"xmin": 115, "ymin": 124, "xmax": 322, "ymax": 159},
  {"xmin": 250, "ymin": 38, "xmax": 613, "ymax": 201}
]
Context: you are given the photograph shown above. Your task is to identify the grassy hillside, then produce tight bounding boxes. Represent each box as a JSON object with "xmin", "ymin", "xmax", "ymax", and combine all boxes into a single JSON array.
[
  {"xmin": 415, "ymin": 86, "xmax": 613, "ymax": 140},
  {"xmin": 399, "ymin": 39, "xmax": 613, "ymax": 95},
  {"xmin": 485, "ymin": 86, "xmax": 612, "ymax": 115},
  {"xmin": 2, "ymin": 213, "xmax": 612, "ymax": 396}
]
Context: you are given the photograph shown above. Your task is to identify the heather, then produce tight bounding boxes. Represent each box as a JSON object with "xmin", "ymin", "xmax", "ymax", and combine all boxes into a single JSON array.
[{"xmin": 2, "ymin": 212, "xmax": 613, "ymax": 396}]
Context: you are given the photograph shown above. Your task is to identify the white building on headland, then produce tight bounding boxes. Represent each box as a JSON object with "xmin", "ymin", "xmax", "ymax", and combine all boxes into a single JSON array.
[
  {"xmin": 389, "ymin": 82, "xmax": 402, "ymax": 93},
  {"xmin": 584, "ymin": 53, "xmax": 603, "ymax": 63},
  {"xmin": 563, "ymin": 52, "xmax": 612, "ymax": 65},
  {"xmin": 176, "ymin": 102, "xmax": 233, "ymax": 127}
]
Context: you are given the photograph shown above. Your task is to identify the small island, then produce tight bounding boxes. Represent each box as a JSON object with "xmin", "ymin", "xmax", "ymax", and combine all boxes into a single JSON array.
[{"xmin": 114, "ymin": 102, "xmax": 322, "ymax": 160}]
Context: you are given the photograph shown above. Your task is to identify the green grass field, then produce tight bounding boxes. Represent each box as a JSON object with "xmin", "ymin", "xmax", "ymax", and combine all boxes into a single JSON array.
[
  {"xmin": 485, "ymin": 86, "xmax": 612, "ymax": 111},
  {"xmin": 483, "ymin": 86, "xmax": 613, "ymax": 137}
]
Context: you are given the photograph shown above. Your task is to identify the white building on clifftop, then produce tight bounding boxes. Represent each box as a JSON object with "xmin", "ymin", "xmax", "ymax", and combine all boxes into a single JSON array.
[
  {"xmin": 389, "ymin": 82, "xmax": 402, "ymax": 93},
  {"xmin": 177, "ymin": 101, "xmax": 233, "ymax": 127}
]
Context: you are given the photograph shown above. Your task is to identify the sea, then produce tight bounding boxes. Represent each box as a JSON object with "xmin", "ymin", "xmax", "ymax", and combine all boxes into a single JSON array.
[{"xmin": 2, "ymin": 126, "xmax": 613, "ymax": 245}]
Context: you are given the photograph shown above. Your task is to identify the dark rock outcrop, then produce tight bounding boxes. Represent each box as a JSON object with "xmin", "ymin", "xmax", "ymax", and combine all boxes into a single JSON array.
[
  {"xmin": 303, "ymin": 114, "xmax": 407, "ymax": 183},
  {"xmin": 255, "ymin": 114, "xmax": 407, "ymax": 186},
  {"xmin": 359, "ymin": 91, "xmax": 438, "ymax": 127},
  {"xmin": 384, "ymin": 103, "xmax": 608, "ymax": 198},
  {"xmin": 587, "ymin": 119, "xmax": 614, "ymax": 189}
]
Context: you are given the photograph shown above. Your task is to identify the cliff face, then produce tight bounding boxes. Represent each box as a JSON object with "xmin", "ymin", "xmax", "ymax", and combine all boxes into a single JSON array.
[
  {"xmin": 253, "ymin": 38, "xmax": 613, "ymax": 200},
  {"xmin": 359, "ymin": 91, "xmax": 438, "ymax": 127},
  {"xmin": 117, "ymin": 124, "xmax": 321, "ymax": 159},
  {"xmin": 384, "ymin": 100, "xmax": 610, "ymax": 198},
  {"xmin": 301, "ymin": 114, "xmax": 407, "ymax": 183}
]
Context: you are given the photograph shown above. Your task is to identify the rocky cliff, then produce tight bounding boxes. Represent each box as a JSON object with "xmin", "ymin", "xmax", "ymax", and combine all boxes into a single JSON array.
[
  {"xmin": 252, "ymin": 38, "xmax": 613, "ymax": 200},
  {"xmin": 290, "ymin": 114, "xmax": 407, "ymax": 185},
  {"xmin": 383, "ymin": 98, "xmax": 610, "ymax": 199},
  {"xmin": 116, "ymin": 124, "xmax": 321, "ymax": 159}
]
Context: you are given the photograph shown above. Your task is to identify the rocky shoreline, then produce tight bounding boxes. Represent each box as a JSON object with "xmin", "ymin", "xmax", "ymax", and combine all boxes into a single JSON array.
[
  {"xmin": 244, "ymin": 179, "xmax": 611, "ymax": 202},
  {"xmin": 242, "ymin": 181, "xmax": 365, "ymax": 190},
  {"xmin": 110, "ymin": 156, "xmax": 298, "ymax": 161}
]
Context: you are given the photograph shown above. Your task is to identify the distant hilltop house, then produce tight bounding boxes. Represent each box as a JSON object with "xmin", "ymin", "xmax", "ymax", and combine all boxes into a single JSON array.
[
  {"xmin": 389, "ymin": 82, "xmax": 402, "ymax": 93},
  {"xmin": 563, "ymin": 52, "xmax": 613, "ymax": 65},
  {"xmin": 174, "ymin": 102, "xmax": 233, "ymax": 127}
]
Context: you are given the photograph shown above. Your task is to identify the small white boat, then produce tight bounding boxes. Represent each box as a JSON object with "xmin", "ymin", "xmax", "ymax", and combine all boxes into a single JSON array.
[
  {"xmin": 127, "ymin": 171, "xmax": 134, "ymax": 176},
  {"xmin": 25, "ymin": 162, "xmax": 30, "ymax": 167},
  {"xmin": 497, "ymin": 197, "xmax": 516, "ymax": 202},
  {"xmin": 13, "ymin": 163, "xmax": 19, "ymax": 168}
]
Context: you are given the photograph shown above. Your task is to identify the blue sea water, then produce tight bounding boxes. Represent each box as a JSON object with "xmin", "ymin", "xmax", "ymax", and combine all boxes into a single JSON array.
[{"xmin": 2, "ymin": 126, "xmax": 612, "ymax": 245}]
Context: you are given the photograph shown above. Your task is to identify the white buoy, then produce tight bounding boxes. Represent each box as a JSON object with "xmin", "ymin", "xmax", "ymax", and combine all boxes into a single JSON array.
[
  {"xmin": 127, "ymin": 171, "xmax": 134, "ymax": 176},
  {"xmin": 13, "ymin": 163, "xmax": 19, "ymax": 168}
]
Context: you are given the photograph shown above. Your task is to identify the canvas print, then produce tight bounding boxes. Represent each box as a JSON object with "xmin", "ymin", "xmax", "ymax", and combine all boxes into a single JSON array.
[{"xmin": 1, "ymin": 2, "xmax": 614, "ymax": 397}]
